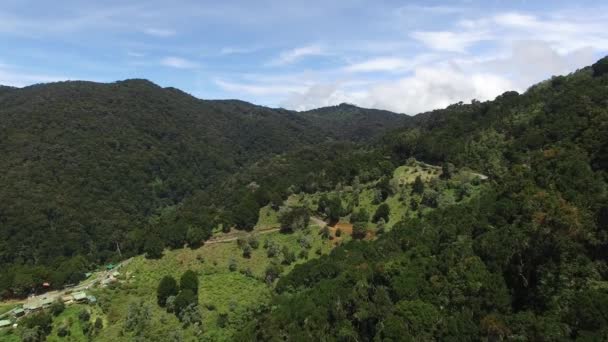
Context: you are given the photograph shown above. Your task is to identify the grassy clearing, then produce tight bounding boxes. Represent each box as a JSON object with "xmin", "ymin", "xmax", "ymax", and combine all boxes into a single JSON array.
[
  {"xmin": 393, "ymin": 161, "xmax": 441, "ymax": 185},
  {"xmin": 46, "ymin": 304, "xmax": 102, "ymax": 342},
  {"xmin": 90, "ymin": 212, "xmax": 332, "ymax": 341},
  {"xmin": 0, "ymin": 303, "xmax": 16, "ymax": 316}
]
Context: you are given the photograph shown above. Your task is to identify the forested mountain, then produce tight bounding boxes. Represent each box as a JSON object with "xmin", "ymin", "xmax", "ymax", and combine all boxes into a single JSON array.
[
  {"xmin": 0, "ymin": 79, "xmax": 406, "ymax": 297},
  {"xmin": 2, "ymin": 55, "xmax": 608, "ymax": 341},
  {"xmin": 238, "ymin": 56, "xmax": 608, "ymax": 340}
]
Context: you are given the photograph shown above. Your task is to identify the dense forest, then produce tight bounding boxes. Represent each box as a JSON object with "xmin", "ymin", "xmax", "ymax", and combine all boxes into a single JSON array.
[
  {"xmin": 0, "ymin": 80, "xmax": 407, "ymax": 297},
  {"xmin": 237, "ymin": 56, "xmax": 608, "ymax": 340},
  {"xmin": 1, "ymin": 55, "xmax": 608, "ymax": 340}
]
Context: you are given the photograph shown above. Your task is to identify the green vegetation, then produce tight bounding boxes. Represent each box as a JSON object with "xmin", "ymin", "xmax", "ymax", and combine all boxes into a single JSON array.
[
  {"xmin": 1, "ymin": 56, "xmax": 608, "ymax": 340},
  {"xmin": 0, "ymin": 80, "xmax": 406, "ymax": 298}
]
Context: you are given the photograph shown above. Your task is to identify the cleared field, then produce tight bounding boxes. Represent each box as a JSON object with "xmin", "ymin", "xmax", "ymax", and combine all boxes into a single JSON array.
[{"xmin": 93, "ymin": 214, "xmax": 332, "ymax": 341}]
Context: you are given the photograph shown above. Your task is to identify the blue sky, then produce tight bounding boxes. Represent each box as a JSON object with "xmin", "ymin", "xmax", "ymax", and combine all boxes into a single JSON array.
[{"xmin": 1, "ymin": 0, "xmax": 607, "ymax": 114}]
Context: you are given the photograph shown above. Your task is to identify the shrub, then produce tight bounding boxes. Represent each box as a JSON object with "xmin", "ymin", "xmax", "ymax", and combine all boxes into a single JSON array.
[
  {"xmin": 50, "ymin": 299, "xmax": 65, "ymax": 316},
  {"xmin": 373, "ymin": 203, "xmax": 390, "ymax": 223}
]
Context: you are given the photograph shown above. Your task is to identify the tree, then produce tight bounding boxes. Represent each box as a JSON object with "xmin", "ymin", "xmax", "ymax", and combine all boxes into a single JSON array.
[
  {"xmin": 278, "ymin": 206, "xmax": 310, "ymax": 233},
  {"xmin": 282, "ymin": 246, "xmax": 296, "ymax": 265},
  {"xmin": 242, "ymin": 244, "xmax": 252, "ymax": 258},
  {"xmin": 373, "ymin": 203, "xmax": 390, "ymax": 223},
  {"xmin": 124, "ymin": 301, "xmax": 151, "ymax": 335},
  {"xmin": 265, "ymin": 263, "xmax": 284, "ymax": 284},
  {"xmin": 157, "ymin": 275, "xmax": 178, "ymax": 307},
  {"xmin": 318, "ymin": 195, "xmax": 343, "ymax": 223},
  {"xmin": 350, "ymin": 208, "xmax": 369, "ymax": 223},
  {"xmin": 22, "ymin": 311, "xmax": 53, "ymax": 337},
  {"xmin": 352, "ymin": 221, "xmax": 367, "ymax": 239},
  {"xmin": 186, "ymin": 226, "xmax": 206, "ymax": 248},
  {"xmin": 78, "ymin": 309, "xmax": 90, "ymax": 322},
  {"xmin": 180, "ymin": 270, "xmax": 199, "ymax": 295},
  {"xmin": 174, "ymin": 289, "xmax": 197, "ymax": 316},
  {"xmin": 179, "ymin": 303, "xmax": 202, "ymax": 326},
  {"xmin": 143, "ymin": 234, "xmax": 164, "ymax": 259},
  {"xmin": 441, "ymin": 162, "xmax": 455, "ymax": 179},
  {"xmin": 412, "ymin": 176, "xmax": 425, "ymax": 194},
  {"xmin": 233, "ymin": 194, "xmax": 260, "ymax": 230},
  {"xmin": 248, "ymin": 234, "xmax": 260, "ymax": 249},
  {"xmin": 50, "ymin": 299, "xmax": 65, "ymax": 316}
]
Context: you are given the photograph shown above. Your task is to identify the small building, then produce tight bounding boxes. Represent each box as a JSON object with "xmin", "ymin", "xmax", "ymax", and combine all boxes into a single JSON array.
[
  {"xmin": 61, "ymin": 295, "xmax": 74, "ymax": 304},
  {"xmin": 86, "ymin": 295, "xmax": 97, "ymax": 304},
  {"xmin": 42, "ymin": 282, "xmax": 51, "ymax": 288},
  {"xmin": 41, "ymin": 297, "xmax": 54, "ymax": 308},
  {"xmin": 72, "ymin": 292, "xmax": 87, "ymax": 302},
  {"xmin": 106, "ymin": 263, "xmax": 116, "ymax": 270},
  {"xmin": 12, "ymin": 308, "xmax": 24, "ymax": 317},
  {"xmin": 0, "ymin": 320, "xmax": 11, "ymax": 328}
]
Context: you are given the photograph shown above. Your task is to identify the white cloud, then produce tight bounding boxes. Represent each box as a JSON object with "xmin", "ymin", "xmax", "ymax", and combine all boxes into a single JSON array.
[
  {"xmin": 344, "ymin": 57, "xmax": 410, "ymax": 73},
  {"xmin": 410, "ymin": 30, "xmax": 491, "ymax": 53},
  {"xmin": 160, "ymin": 57, "xmax": 199, "ymax": 69},
  {"xmin": 270, "ymin": 45, "xmax": 325, "ymax": 65},
  {"xmin": 142, "ymin": 28, "xmax": 176, "ymax": 37},
  {"xmin": 344, "ymin": 55, "xmax": 437, "ymax": 73}
]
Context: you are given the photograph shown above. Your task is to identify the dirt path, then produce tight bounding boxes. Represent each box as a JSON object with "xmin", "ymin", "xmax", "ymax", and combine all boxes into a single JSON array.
[
  {"xmin": 310, "ymin": 216, "xmax": 327, "ymax": 227},
  {"xmin": 205, "ymin": 226, "xmax": 281, "ymax": 245}
]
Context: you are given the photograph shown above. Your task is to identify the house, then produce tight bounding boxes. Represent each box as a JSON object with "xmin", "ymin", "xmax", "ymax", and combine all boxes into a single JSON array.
[
  {"xmin": 12, "ymin": 308, "xmax": 24, "ymax": 317},
  {"xmin": 72, "ymin": 292, "xmax": 87, "ymax": 302},
  {"xmin": 86, "ymin": 295, "xmax": 97, "ymax": 304},
  {"xmin": 0, "ymin": 320, "xmax": 11, "ymax": 328},
  {"xmin": 61, "ymin": 295, "xmax": 74, "ymax": 304}
]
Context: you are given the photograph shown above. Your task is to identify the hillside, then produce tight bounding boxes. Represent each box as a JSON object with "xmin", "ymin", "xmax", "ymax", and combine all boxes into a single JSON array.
[
  {"xmin": 0, "ymin": 79, "xmax": 407, "ymax": 298},
  {"xmin": 1, "ymin": 56, "xmax": 608, "ymax": 341},
  {"xmin": 238, "ymin": 56, "xmax": 608, "ymax": 341}
]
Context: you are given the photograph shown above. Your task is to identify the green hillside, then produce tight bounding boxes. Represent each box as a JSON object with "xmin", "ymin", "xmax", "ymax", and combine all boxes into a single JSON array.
[
  {"xmin": 1, "ymin": 56, "xmax": 608, "ymax": 341},
  {"xmin": 0, "ymin": 80, "xmax": 407, "ymax": 298}
]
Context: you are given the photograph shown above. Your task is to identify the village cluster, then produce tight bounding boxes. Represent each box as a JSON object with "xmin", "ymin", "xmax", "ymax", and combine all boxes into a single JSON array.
[{"xmin": 0, "ymin": 262, "xmax": 126, "ymax": 330}]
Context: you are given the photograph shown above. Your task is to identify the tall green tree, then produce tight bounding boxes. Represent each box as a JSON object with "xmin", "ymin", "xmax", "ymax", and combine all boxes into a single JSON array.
[{"xmin": 157, "ymin": 275, "xmax": 178, "ymax": 307}]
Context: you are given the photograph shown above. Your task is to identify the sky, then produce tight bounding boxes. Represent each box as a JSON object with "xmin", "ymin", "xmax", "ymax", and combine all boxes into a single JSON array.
[{"xmin": 1, "ymin": 0, "xmax": 607, "ymax": 114}]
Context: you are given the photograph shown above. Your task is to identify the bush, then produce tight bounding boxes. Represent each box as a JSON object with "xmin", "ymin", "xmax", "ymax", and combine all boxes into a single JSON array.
[
  {"xmin": 248, "ymin": 235, "xmax": 260, "ymax": 249},
  {"xmin": 50, "ymin": 299, "xmax": 65, "ymax": 316},
  {"xmin": 78, "ymin": 309, "xmax": 90, "ymax": 322},
  {"xmin": 352, "ymin": 222, "xmax": 367, "ymax": 239},
  {"xmin": 267, "ymin": 242, "xmax": 280, "ymax": 257},
  {"xmin": 282, "ymin": 246, "xmax": 296, "ymax": 265},
  {"xmin": 264, "ymin": 263, "xmax": 284, "ymax": 284},
  {"xmin": 242, "ymin": 244, "xmax": 252, "ymax": 258},
  {"xmin": 229, "ymin": 258, "xmax": 238, "ymax": 272},
  {"xmin": 350, "ymin": 208, "xmax": 369, "ymax": 223},
  {"xmin": 373, "ymin": 203, "xmax": 390, "ymax": 223}
]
